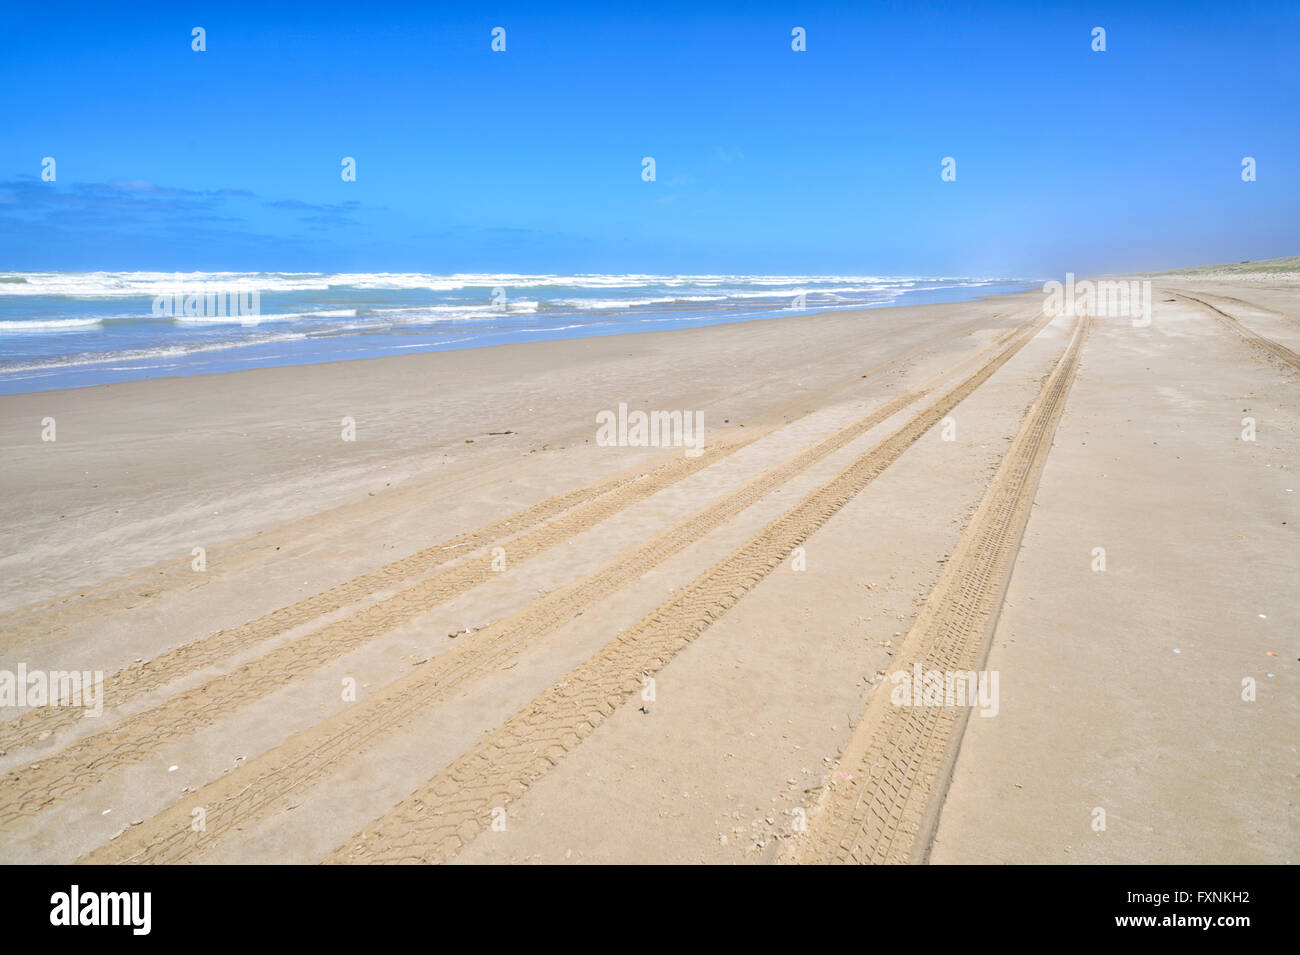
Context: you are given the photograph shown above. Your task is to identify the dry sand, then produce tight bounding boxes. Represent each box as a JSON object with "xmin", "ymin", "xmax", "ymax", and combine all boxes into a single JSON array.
[{"xmin": 0, "ymin": 280, "xmax": 1294, "ymax": 864}]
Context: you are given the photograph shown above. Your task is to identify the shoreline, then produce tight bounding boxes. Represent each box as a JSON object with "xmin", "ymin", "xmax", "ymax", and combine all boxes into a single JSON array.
[
  {"xmin": 0, "ymin": 279, "xmax": 1036, "ymax": 396},
  {"xmin": 0, "ymin": 292, "xmax": 1040, "ymax": 611}
]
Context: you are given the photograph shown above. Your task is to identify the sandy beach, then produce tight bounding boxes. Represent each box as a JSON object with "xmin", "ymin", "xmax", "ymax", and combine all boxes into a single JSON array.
[{"xmin": 0, "ymin": 273, "xmax": 1295, "ymax": 865}]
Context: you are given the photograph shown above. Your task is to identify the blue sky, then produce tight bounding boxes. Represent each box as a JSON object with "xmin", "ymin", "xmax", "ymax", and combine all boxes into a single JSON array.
[{"xmin": 1, "ymin": 0, "xmax": 1297, "ymax": 275}]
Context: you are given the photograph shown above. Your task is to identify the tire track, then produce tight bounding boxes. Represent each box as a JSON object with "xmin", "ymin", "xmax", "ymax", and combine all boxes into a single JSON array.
[
  {"xmin": 1171, "ymin": 291, "xmax": 1300, "ymax": 372},
  {"xmin": 0, "ymin": 416, "xmax": 794, "ymax": 811},
  {"xmin": 0, "ymin": 452, "xmax": 513, "ymax": 648},
  {"xmin": 0, "ymin": 402, "xmax": 749, "ymax": 647},
  {"xmin": 1, "ymin": 309, "xmax": 1019, "ymax": 649},
  {"xmin": 81, "ymin": 311, "xmax": 1050, "ymax": 863},
  {"xmin": 0, "ymin": 321, "xmax": 923, "ymax": 646},
  {"xmin": 317, "ymin": 311, "xmax": 1058, "ymax": 865},
  {"xmin": 1, "ymin": 311, "xmax": 1014, "ymax": 756},
  {"xmin": 1169, "ymin": 289, "xmax": 1294, "ymax": 322},
  {"xmin": 784, "ymin": 313, "xmax": 1089, "ymax": 865},
  {"xmin": 0, "ymin": 422, "xmax": 761, "ymax": 754}
]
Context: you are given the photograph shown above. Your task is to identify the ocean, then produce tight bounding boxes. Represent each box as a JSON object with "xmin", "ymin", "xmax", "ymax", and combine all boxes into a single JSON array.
[{"xmin": 0, "ymin": 273, "xmax": 1033, "ymax": 394}]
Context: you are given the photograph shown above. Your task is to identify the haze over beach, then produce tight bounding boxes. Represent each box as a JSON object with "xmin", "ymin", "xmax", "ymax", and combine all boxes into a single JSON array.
[{"xmin": 0, "ymin": 0, "xmax": 1297, "ymax": 909}]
